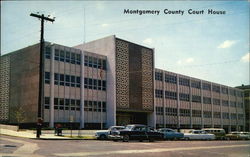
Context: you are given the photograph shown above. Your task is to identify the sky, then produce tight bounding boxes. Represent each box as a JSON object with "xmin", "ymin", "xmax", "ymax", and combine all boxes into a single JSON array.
[{"xmin": 1, "ymin": 1, "xmax": 249, "ymax": 87}]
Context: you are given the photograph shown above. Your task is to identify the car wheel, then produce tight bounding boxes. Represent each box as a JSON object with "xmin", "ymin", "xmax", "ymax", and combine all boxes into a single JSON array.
[
  {"xmin": 123, "ymin": 135, "xmax": 129, "ymax": 142},
  {"xmin": 99, "ymin": 134, "xmax": 107, "ymax": 140},
  {"xmin": 184, "ymin": 137, "xmax": 189, "ymax": 141}
]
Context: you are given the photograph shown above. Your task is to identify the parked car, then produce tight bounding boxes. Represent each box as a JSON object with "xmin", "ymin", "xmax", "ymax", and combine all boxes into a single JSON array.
[
  {"xmin": 202, "ymin": 128, "xmax": 226, "ymax": 140},
  {"xmin": 225, "ymin": 132, "xmax": 250, "ymax": 140},
  {"xmin": 184, "ymin": 130, "xmax": 215, "ymax": 140},
  {"xmin": 108, "ymin": 124, "xmax": 163, "ymax": 142},
  {"xmin": 242, "ymin": 132, "xmax": 250, "ymax": 140},
  {"xmin": 95, "ymin": 126, "xmax": 125, "ymax": 140},
  {"xmin": 157, "ymin": 128, "xmax": 184, "ymax": 140}
]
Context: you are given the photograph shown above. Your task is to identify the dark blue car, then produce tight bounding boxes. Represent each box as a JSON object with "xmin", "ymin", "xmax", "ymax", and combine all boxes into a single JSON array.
[{"xmin": 158, "ymin": 128, "xmax": 184, "ymax": 140}]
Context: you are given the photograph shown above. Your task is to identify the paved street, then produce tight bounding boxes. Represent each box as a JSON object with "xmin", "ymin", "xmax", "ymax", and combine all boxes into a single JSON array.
[{"xmin": 0, "ymin": 135, "xmax": 250, "ymax": 157}]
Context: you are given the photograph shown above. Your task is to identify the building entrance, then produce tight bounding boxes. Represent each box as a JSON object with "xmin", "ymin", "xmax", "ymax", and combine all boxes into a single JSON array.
[{"xmin": 116, "ymin": 112, "xmax": 147, "ymax": 126}]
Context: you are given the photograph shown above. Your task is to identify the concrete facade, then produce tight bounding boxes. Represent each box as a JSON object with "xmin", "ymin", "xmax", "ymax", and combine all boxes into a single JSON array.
[
  {"xmin": 236, "ymin": 85, "xmax": 250, "ymax": 132},
  {"xmin": 155, "ymin": 69, "xmax": 245, "ymax": 132},
  {"xmin": 0, "ymin": 36, "xmax": 245, "ymax": 131}
]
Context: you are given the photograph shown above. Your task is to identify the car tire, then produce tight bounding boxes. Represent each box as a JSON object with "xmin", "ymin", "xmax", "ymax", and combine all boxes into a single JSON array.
[
  {"xmin": 123, "ymin": 135, "xmax": 129, "ymax": 142},
  {"xmin": 99, "ymin": 134, "xmax": 107, "ymax": 140},
  {"xmin": 184, "ymin": 137, "xmax": 189, "ymax": 141}
]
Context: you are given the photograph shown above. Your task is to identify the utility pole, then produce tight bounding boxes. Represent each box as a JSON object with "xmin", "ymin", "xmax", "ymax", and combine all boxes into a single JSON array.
[{"xmin": 30, "ymin": 13, "xmax": 55, "ymax": 138}]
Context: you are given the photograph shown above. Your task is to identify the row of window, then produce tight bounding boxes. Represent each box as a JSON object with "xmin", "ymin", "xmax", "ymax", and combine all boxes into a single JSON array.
[
  {"xmin": 44, "ymin": 97, "xmax": 106, "ymax": 112},
  {"xmin": 84, "ymin": 78, "xmax": 106, "ymax": 91},
  {"xmin": 44, "ymin": 97, "xmax": 81, "ymax": 110},
  {"xmin": 45, "ymin": 72, "xmax": 106, "ymax": 91},
  {"xmin": 45, "ymin": 47, "xmax": 107, "ymax": 70},
  {"xmin": 45, "ymin": 72, "xmax": 81, "ymax": 87},
  {"xmin": 155, "ymin": 72, "xmax": 243, "ymax": 97},
  {"xmin": 84, "ymin": 55, "xmax": 106, "ymax": 70},
  {"xmin": 156, "ymin": 90, "xmax": 243, "ymax": 108},
  {"xmin": 156, "ymin": 107, "xmax": 243, "ymax": 119}
]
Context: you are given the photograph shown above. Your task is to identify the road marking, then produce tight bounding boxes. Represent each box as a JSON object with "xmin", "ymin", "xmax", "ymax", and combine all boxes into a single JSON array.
[
  {"xmin": 55, "ymin": 144, "xmax": 250, "ymax": 156},
  {"xmin": 0, "ymin": 137, "xmax": 42, "ymax": 157}
]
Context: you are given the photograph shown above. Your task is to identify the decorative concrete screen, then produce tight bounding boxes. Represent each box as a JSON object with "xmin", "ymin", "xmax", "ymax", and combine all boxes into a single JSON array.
[
  {"xmin": 0, "ymin": 56, "xmax": 10, "ymax": 121},
  {"xmin": 116, "ymin": 39, "xmax": 130, "ymax": 108}
]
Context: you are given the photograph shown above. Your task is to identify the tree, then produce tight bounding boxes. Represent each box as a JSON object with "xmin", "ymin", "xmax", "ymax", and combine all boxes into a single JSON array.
[{"xmin": 14, "ymin": 106, "xmax": 26, "ymax": 131}]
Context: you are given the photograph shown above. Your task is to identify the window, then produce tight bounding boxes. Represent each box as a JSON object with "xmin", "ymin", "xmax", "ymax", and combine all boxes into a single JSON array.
[
  {"xmin": 45, "ymin": 72, "xmax": 50, "ymax": 84},
  {"xmin": 45, "ymin": 47, "xmax": 51, "ymax": 59},
  {"xmin": 84, "ymin": 78, "xmax": 88, "ymax": 88},
  {"xmin": 156, "ymin": 107, "xmax": 163, "ymax": 115},
  {"xmin": 192, "ymin": 95, "xmax": 201, "ymax": 103},
  {"xmin": 71, "ymin": 76, "xmax": 75, "ymax": 87},
  {"xmin": 71, "ymin": 53, "xmax": 76, "ymax": 64},
  {"xmin": 180, "ymin": 109, "xmax": 190, "ymax": 117},
  {"xmin": 222, "ymin": 100, "xmax": 229, "ymax": 106},
  {"xmin": 202, "ymin": 83, "xmax": 211, "ymax": 91},
  {"xmin": 44, "ymin": 97, "xmax": 50, "ymax": 109},
  {"xmin": 165, "ymin": 91, "xmax": 177, "ymax": 100},
  {"xmin": 102, "ymin": 102, "xmax": 106, "ymax": 112},
  {"xmin": 179, "ymin": 78, "xmax": 190, "ymax": 86},
  {"xmin": 102, "ymin": 80, "xmax": 106, "ymax": 91},
  {"xmin": 76, "ymin": 54, "xmax": 81, "ymax": 65},
  {"xmin": 203, "ymin": 97, "xmax": 211, "ymax": 104},
  {"xmin": 98, "ymin": 80, "xmax": 102, "ymax": 90},
  {"xmin": 214, "ymin": 112, "xmax": 221, "ymax": 118},
  {"xmin": 65, "ymin": 75, "xmax": 70, "ymax": 86},
  {"xmin": 192, "ymin": 110, "xmax": 201, "ymax": 117},
  {"xmin": 165, "ymin": 107, "xmax": 177, "ymax": 116},
  {"xmin": 179, "ymin": 93, "xmax": 189, "ymax": 101},
  {"xmin": 88, "ymin": 56, "xmax": 93, "ymax": 67},
  {"xmin": 76, "ymin": 76, "xmax": 81, "ymax": 88},
  {"xmin": 191, "ymin": 80, "xmax": 201, "ymax": 89},
  {"xmin": 71, "ymin": 99, "xmax": 75, "ymax": 110},
  {"xmin": 98, "ymin": 59, "xmax": 102, "ymax": 69},
  {"xmin": 237, "ymin": 102, "xmax": 243, "ymax": 108},
  {"xmin": 155, "ymin": 72, "xmax": 163, "ymax": 81},
  {"xmin": 212, "ymin": 85, "xmax": 220, "ymax": 93},
  {"xmin": 155, "ymin": 90, "xmax": 163, "ymax": 98},
  {"xmin": 84, "ymin": 55, "xmax": 88, "ymax": 66},
  {"xmin": 88, "ymin": 101, "xmax": 93, "ymax": 111},
  {"xmin": 102, "ymin": 60, "xmax": 106, "ymax": 70},
  {"xmin": 221, "ymin": 87, "xmax": 228, "ymax": 94},
  {"xmin": 60, "ymin": 50, "xmax": 65, "ymax": 62},
  {"xmin": 203, "ymin": 111, "xmax": 212, "ymax": 118},
  {"xmin": 230, "ymin": 101, "xmax": 236, "ymax": 107},
  {"xmin": 54, "ymin": 73, "xmax": 59, "ymax": 85},
  {"xmin": 93, "ymin": 79, "xmax": 97, "ymax": 90},
  {"xmin": 229, "ymin": 89, "xmax": 235, "ymax": 96},
  {"xmin": 231, "ymin": 113, "xmax": 237, "ymax": 119},
  {"xmin": 165, "ymin": 74, "xmax": 177, "ymax": 84},
  {"xmin": 76, "ymin": 100, "xmax": 80, "ymax": 111},
  {"xmin": 93, "ymin": 101, "xmax": 97, "ymax": 112},
  {"xmin": 65, "ymin": 99, "xmax": 70, "ymax": 106},
  {"xmin": 213, "ymin": 98, "xmax": 220, "ymax": 105},
  {"xmin": 222, "ymin": 112, "xmax": 229, "ymax": 119},
  {"xmin": 60, "ymin": 74, "xmax": 64, "ymax": 86},
  {"xmin": 238, "ymin": 114, "xmax": 244, "ymax": 120},
  {"xmin": 93, "ymin": 57, "xmax": 98, "ymax": 68},
  {"xmin": 54, "ymin": 49, "xmax": 59, "ymax": 61},
  {"xmin": 65, "ymin": 51, "xmax": 70, "ymax": 63}
]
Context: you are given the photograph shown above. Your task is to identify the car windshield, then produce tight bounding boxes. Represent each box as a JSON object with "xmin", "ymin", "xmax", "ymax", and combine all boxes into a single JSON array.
[{"xmin": 125, "ymin": 125, "xmax": 134, "ymax": 130}]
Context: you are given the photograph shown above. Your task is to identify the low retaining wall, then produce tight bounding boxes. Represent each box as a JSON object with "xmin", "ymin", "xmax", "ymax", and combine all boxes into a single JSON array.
[{"xmin": 0, "ymin": 124, "xmax": 19, "ymax": 131}]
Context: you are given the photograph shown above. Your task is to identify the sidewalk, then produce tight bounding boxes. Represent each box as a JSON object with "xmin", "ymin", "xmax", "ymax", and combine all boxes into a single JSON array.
[{"xmin": 0, "ymin": 128, "xmax": 96, "ymax": 140}]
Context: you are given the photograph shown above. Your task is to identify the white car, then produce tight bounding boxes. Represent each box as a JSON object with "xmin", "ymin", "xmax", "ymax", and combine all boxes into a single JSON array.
[
  {"xmin": 95, "ymin": 126, "xmax": 125, "ymax": 140},
  {"xmin": 184, "ymin": 130, "xmax": 215, "ymax": 140}
]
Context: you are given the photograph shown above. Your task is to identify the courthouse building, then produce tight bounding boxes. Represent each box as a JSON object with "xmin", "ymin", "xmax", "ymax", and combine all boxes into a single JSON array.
[{"xmin": 0, "ymin": 35, "xmax": 245, "ymax": 132}]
